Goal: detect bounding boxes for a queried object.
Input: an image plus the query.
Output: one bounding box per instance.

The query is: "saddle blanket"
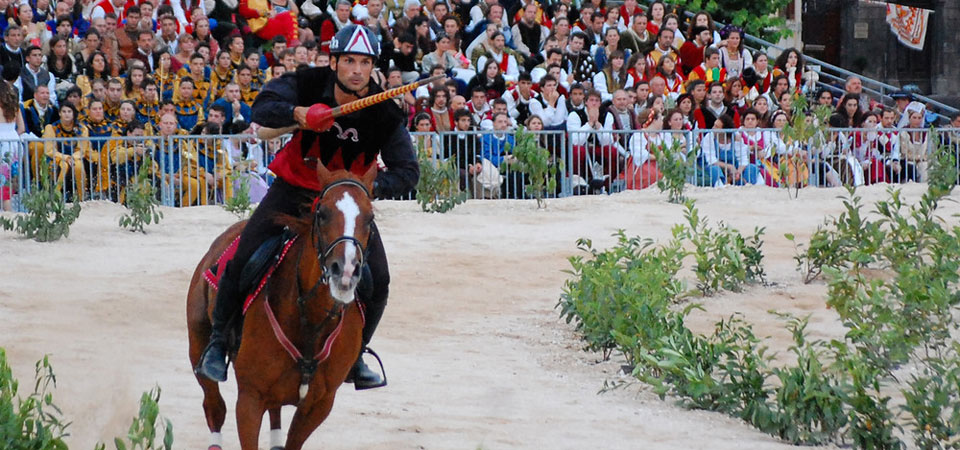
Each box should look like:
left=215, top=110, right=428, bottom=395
left=203, top=235, right=299, bottom=314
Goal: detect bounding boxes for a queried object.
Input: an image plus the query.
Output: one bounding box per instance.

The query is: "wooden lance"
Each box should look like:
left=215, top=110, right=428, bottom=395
left=256, top=74, right=445, bottom=140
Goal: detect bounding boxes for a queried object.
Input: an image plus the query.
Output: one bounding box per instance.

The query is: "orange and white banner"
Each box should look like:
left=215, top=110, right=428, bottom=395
left=885, top=3, right=932, bottom=51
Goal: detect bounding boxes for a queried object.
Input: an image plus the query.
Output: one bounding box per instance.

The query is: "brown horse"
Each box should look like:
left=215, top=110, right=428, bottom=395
left=187, top=163, right=378, bottom=449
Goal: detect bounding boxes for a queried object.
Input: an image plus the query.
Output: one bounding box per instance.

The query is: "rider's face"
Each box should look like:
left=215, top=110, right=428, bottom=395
left=331, top=54, right=375, bottom=93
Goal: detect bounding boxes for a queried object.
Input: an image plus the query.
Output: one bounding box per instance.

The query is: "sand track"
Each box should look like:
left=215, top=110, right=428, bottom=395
left=3, top=184, right=956, bottom=449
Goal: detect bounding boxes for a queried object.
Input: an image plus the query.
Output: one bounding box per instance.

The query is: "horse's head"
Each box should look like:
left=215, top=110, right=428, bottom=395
left=310, top=163, right=377, bottom=304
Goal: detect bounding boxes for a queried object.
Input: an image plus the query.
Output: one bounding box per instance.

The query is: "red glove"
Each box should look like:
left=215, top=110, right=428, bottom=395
left=306, top=103, right=335, bottom=132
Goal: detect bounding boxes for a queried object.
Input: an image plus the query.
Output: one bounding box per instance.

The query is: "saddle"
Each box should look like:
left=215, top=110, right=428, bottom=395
left=203, top=229, right=374, bottom=349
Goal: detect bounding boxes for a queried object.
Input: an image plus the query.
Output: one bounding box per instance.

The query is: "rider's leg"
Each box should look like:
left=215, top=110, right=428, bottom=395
left=349, top=222, right=390, bottom=390
left=197, top=179, right=316, bottom=382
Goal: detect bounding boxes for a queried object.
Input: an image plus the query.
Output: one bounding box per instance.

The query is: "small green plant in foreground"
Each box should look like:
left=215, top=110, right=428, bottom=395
left=0, top=348, right=70, bottom=449
left=508, top=126, right=559, bottom=209
left=0, top=159, right=81, bottom=242
left=222, top=173, right=252, bottom=219
left=680, top=201, right=765, bottom=296
left=415, top=146, right=467, bottom=213
left=119, top=160, right=163, bottom=233
left=95, top=386, right=173, bottom=450
left=651, top=139, right=695, bottom=204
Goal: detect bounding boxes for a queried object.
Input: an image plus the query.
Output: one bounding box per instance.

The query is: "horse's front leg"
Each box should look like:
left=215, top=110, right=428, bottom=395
left=283, top=393, right=338, bottom=450
left=268, top=407, right=283, bottom=450
left=235, top=389, right=266, bottom=450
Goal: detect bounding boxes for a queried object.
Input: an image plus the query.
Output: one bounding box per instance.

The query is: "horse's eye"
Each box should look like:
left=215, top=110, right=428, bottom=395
left=315, top=207, right=331, bottom=224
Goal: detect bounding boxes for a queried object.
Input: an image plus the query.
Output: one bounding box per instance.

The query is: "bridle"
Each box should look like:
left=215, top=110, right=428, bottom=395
left=280, top=177, right=373, bottom=402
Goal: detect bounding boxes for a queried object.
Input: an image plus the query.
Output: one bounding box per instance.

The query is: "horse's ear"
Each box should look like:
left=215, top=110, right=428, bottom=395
left=316, top=160, right=333, bottom=186
left=361, top=164, right=378, bottom=197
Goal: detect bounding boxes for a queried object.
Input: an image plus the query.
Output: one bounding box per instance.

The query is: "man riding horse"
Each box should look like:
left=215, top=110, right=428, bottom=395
left=196, top=24, right=419, bottom=389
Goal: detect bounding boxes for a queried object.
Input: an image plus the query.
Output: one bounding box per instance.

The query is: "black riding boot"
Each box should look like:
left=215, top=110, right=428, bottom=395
left=196, top=272, right=242, bottom=382
left=348, top=297, right=387, bottom=390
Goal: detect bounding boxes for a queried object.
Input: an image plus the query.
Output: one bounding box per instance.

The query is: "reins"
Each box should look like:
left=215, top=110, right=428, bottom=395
left=262, top=177, right=371, bottom=403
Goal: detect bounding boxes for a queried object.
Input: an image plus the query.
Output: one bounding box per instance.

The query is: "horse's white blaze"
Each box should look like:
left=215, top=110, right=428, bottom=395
left=332, top=191, right=360, bottom=303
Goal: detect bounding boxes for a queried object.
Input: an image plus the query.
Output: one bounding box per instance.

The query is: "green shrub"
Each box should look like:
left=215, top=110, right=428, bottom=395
left=95, top=387, right=173, bottom=450
left=0, top=349, right=70, bottom=449
left=415, top=147, right=467, bottom=213
left=222, top=173, right=252, bottom=219
left=651, top=139, right=695, bottom=204
left=508, top=126, right=559, bottom=209
left=681, top=201, right=765, bottom=296
left=0, top=159, right=80, bottom=242
left=119, top=159, right=163, bottom=233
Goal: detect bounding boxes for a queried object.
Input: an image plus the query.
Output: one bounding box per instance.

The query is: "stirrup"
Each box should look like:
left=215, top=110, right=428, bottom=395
left=352, top=347, right=388, bottom=391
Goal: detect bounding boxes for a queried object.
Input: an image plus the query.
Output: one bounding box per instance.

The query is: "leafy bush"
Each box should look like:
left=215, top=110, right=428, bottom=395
left=663, top=0, right=793, bottom=43
left=508, top=126, right=559, bottom=209
left=0, top=159, right=80, bottom=242
left=95, top=387, right=173, bottom=450
left=414, top=147, right=467, bottom=213
left=651, top=139, right=694, bottom=204
left=0, top=349, right=70, bottom=449
left=222, top=173, right=252, bottom=219
left=119, top=160, right=163, bottom=233
left=680, top=201, right=765, bottom=296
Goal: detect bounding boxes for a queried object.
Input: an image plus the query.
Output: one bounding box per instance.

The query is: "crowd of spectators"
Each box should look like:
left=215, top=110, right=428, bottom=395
left=0, top=0, right=958, bottom=208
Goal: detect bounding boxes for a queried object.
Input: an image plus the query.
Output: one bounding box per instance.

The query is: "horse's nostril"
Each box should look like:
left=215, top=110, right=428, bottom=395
left=329, top=261, right=342, bottom=277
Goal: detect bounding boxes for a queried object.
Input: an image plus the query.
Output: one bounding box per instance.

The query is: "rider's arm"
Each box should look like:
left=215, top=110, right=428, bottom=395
left=250, top=74, right=299, bottom=128
left=375, top=124, right=419, bottom=198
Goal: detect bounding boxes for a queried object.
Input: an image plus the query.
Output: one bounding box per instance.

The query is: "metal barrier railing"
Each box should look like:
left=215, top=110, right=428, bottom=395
left=2, top=127, right=958, bottom=212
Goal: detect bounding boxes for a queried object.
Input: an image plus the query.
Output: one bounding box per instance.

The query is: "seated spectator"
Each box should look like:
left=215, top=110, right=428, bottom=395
left=154, top=112, right=202, bottom=206
left=529, top=75, right=567, bottom=131
left=512, top=2, right=549, bottom=69
left=645, top=27, right=679, bottom=79
left=830, top=94, right=865, bottom=129
left=102, top=77, right=124, bottom=122
left=410, top=15, right=437, bottom=57
left=425, top=87, right=454, bottom=132
left=16, top=46, right=57, bottom=105
left=43, top=102, right=93, bottom=201
left=653, top=54, right=683, bottom=99
left=899, top=108, right=928, bottom=182
left=44, top=36, right=73, bottom=85
left=176, top=53, right=212, bottom=104
left=876, top=108, right=902, bottom=183
left=109, top=120, right=157, bottom=203
left=693, top=82, right=738, bottom=129
left=768, top=110, right=810, bottom=188
left=604, top=88, right=636, bottom=155
left=480, top=98, right=517, bottom=130
left=76, top=51, right=111, bottom=98
left=476, top=31, right=520, bottom=83
left=466, top=59, right=507, bottom=101
left=741, top=51, right=773, bottom=102
left=593, top=50, right=631, bottom=102
left=625, top=52, right=647, bottom=87
left=173, top=77, right=205, bottom=131
left=444, top=108, right=484, bottom=196
left=847, top=111, right=887, bottom=185
left=123, top=65, right=146, bottom=101
left=601, top=8, right=626, bottom=35
left=764, top=74, right=790, bottom=113
left=411, top=112, right=443, bottom=157
left=502, top=72, right=538, bottom=124
left=136, top=80, right=162, bottom=128
left=620, top=13, right=654, bottom=57
left=196, top=121, right=233, bottom=203
left=422, top=32, right=473, bottom=82
left=209, top=50, right=237, bottom=103
left=593, top=27, right=629, bottom=77
left=480, top=112, right=515, bottom=168
left=696, top=115, right=736, bottom=187
left=531, top=48, right=566, bottom=84
left=0, top=25, right=26, bottom=69
left=21, top=84, right=58, bottom=138
left=171, top=32, right=196, bottom=73
left=686, top=46, right=726, bottom=85
left=844, top=76, right=872, bottom=112
left=466, top=85, right=492, bottom=125
left=725, top=78, right=749, bottom=119
left=567, top=89, right=617, bottom=192
left=773, top=48, right=805, bottom=94
left=753, top=95, right=772, bottom=127
left=390, top=33, right=421, bottom=84
left=626, top=108, right=662, bottom=190
left=718, top=25, right=751, bottom=79
left=563, top=32, right=597, bottom=89
left=678, top=25, right=713, bottom=75
left=735, top=108, right=777, bottom=186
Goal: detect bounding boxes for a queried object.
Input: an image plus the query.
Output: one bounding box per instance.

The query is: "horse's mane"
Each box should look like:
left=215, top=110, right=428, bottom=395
left=273, top=210, right=313, bottom=237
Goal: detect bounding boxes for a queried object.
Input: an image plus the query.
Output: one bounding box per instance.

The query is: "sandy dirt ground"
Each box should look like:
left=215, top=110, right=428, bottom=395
left=3, top=184, right=958, bottom=450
